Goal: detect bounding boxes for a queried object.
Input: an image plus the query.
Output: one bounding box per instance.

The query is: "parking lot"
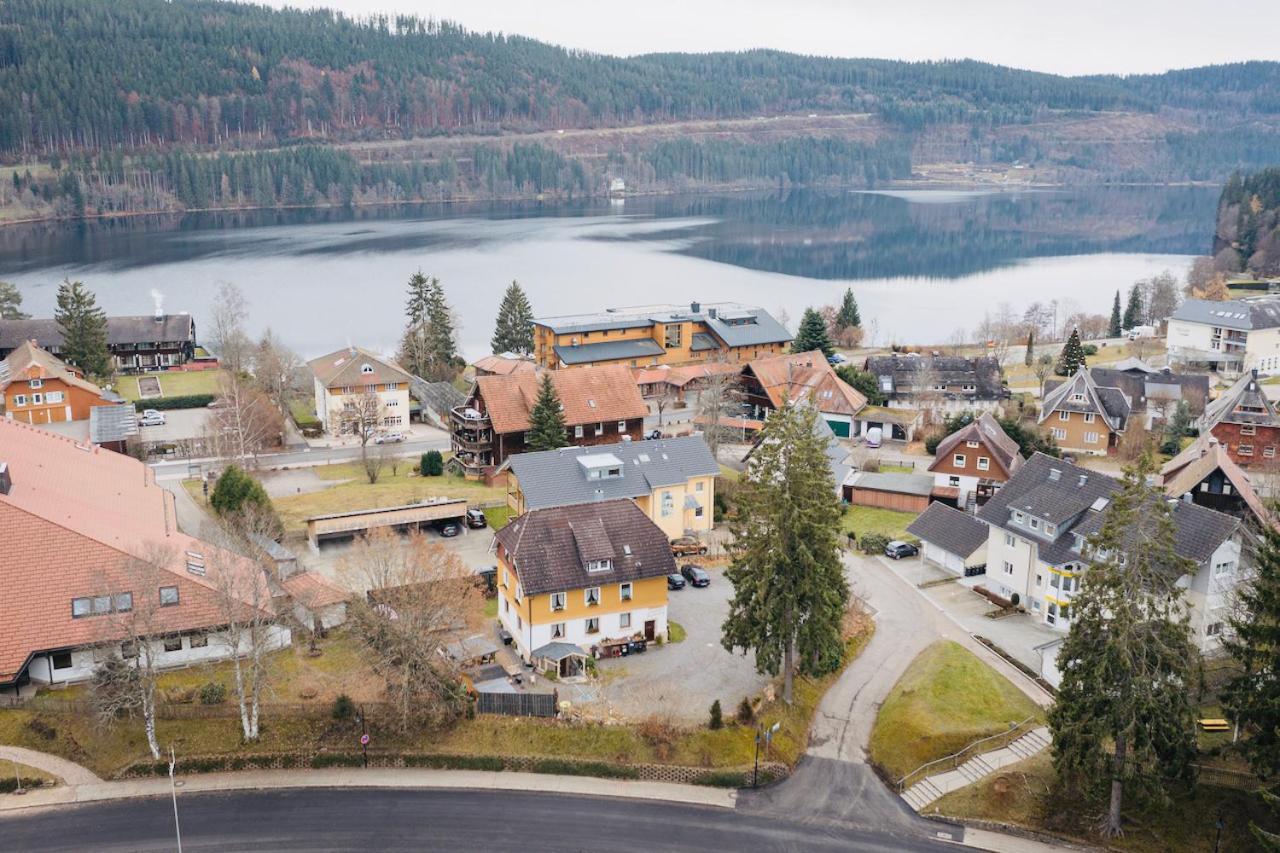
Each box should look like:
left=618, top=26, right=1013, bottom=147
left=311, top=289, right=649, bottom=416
left=303, top=521, right=497, bottom=595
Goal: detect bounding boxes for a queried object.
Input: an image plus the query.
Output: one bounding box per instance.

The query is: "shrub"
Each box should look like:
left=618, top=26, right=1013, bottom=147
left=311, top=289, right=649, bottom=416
left=530, top=759, right=639, bottom=779
left=859, top=533, right=890, bottom=555
left=709, top=699, right=723, bottom=730
left=198, top=682, right=227, bottom=705
left=209, top=465, right=276, bottom=527
left=143, top=394, right=216, bottom=411
left=1082, top=344, right=1099, bottom=356
left=737, top=698, right=754, bottom=725
left=692, top=769, right=749, bottom=788
left=311, top=753, right=364, bottom=768
left=420, top=450, right=444, bottom=477
left=331, top=694, right=355, bottom=720
left=0, top=777, right=48, bottom=793
left=403, top=754, right=505, bottom=771
left=25, top=717, right=57, bottom=741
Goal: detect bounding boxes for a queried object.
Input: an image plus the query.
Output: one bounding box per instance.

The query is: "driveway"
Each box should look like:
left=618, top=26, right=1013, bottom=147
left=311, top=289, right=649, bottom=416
left=564, top=565, right=771, bottom=724
left=302, top=522, right=497, bottom=595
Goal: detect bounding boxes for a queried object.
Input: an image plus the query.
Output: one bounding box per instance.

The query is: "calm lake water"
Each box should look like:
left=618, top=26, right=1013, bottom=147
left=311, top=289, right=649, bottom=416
left=0, top=187, right=1218, bottom=361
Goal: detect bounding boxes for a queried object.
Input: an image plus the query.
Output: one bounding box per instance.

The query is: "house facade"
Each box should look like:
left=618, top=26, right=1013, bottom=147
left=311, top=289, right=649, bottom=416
left=494, top=500, right=675, bottom=665
left=975, top=453, right=1240, bottom=651
left=1037, top=369, right=1129, bottom=456
left=740, top=350, right=867, bottom=438
left=308, top=346, right=413, bottom=435
left=928, top=412, right=1025, bottom=508
left=907, top=502, right=989, bottom=577
left=1161, top=434, right=1272, bottom=527
left=450, top=364, right=648, bottom=476
left=1166, top=297, right=1280, bottom=376
left=1199, top=369, right=1280, bottom=468
left=0, top=418, right=290, bottom=690
left=862, top=354, right=1008, bottom=416
left=2, top=341, right=115, bottom=423
left=506, top=436, right=718, bottom=539
left=531, top=302, right=791, bottom=370
left=0, top=312, right=198, bottom=372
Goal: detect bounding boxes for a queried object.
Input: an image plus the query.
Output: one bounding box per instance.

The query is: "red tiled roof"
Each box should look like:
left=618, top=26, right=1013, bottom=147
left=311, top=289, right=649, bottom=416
left=1, top=340, right=106, bottom=398
left=307, top=346, right=413, bottom=388
left=474, top=364, right=648, bottom=435
left=280, top=572, right=352, bottom=610
left=0, top=419, right=275, bottom=684
left=473, top=355, right=537, bottom=376
left=633, top=362, right=739, bottom=389
left=746, top=350, right=867, bottom=416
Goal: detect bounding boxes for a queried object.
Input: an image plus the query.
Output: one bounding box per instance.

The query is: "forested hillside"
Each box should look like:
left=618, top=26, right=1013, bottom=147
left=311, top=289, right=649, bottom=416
left=1215, top=169, right=1280, bottom=276
left=1, top=0, right=1279, bottom=222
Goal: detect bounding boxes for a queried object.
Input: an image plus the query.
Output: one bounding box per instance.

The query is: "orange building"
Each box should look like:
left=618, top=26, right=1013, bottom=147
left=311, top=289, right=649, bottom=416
left=1, top=341, right=114, bottom=424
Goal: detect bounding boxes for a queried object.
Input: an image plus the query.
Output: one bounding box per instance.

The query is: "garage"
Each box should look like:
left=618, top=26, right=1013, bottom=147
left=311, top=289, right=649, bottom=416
left=906, top=502, right=989, bottom=577
left=824, top=415, right=851, bottom=438
left=842, top=471, right=935, bottom=513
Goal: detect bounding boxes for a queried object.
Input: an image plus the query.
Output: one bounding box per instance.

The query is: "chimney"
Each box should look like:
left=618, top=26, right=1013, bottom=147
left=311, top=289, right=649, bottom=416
left=690, top=301, right=701, bottom=314
left=0, top=462, right=10, bottom=496
left=1049, top=468, right=1061, bottom=481
left=1078, top=474, right=1088, bottom=487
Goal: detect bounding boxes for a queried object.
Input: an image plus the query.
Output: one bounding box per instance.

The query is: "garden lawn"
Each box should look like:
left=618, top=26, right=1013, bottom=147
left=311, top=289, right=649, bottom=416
left=841, top=505, right=920, bottom=542
left=114, top=370, right=225, bottom=401
left=273, top=464, right=506, bottom=535
left=869, top=640, right=1043, bottom=781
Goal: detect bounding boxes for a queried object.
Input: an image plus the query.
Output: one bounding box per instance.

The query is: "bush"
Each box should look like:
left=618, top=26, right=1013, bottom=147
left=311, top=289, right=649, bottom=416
left=530, top=759, right=640, bottom=779
left=403, top=754, right=505, bottom=771
left=143, top=393, right=216, bottom=411
left=709, top=699, right=723, bottom=730
left=198, top=681, right=227, bottom=705
left=420, top=450, right=444, bottom=477
left=692, top=769, right=750, bottom=788
left=331, top=694, right=355, bottom=720
left=1081, top=344, right=1099, bottom=356
left=209, top=465, right=277, bottom=528
left=311, top=753, right=364, bottom=768
left=737, top=698, right=754, bottom=725
left=859, top=533, right=890, bottom=555
left=0, top=777, right=48, bottom=793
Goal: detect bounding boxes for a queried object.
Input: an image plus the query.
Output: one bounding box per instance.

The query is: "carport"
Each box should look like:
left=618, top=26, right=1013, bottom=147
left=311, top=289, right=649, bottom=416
left=906, top=502, right=989, bottom=577
left=305, top=497, right=468, bottom=550
left=531, top=642, right=588, bottom=679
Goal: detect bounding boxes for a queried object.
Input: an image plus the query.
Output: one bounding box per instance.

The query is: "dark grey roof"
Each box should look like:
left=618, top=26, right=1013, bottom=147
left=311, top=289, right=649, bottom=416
left=494, top=500, right=676, bottom=596
left=863, top=354, right=1006, bottom=401
left=0, top=315, right=196, bottom=350
left=690, top=333, right=719, bottom=352
left=1072, top=497, right=1237, bottom=565
left=846, top=471, right=935, bottom=497
left=1202, top=370, right=1280, bottom=429
left=554, top=338, right=664, bottom=366
left=1041, top=370, right=1129, bottom=431
left=533, top=303, right=791, bottom=348
left=88, top=403, right=138, bottom=444
left=531, top=641, right=587, bottom=661
left=1087, top=366, right=1209, bottom=417
left=1172, top=298, right=1280, bottom=331
left=702, top=310, right=792, bottom=348
left=931, top=412, right=1024, bottom=479
left=908, top=503, right=989, bottom=558
left=509, top=437, right=719, bottom=512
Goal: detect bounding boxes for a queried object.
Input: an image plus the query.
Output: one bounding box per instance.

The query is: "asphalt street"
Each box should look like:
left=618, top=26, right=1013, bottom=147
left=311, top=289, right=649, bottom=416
left=4, top=788, right=958, bottom=852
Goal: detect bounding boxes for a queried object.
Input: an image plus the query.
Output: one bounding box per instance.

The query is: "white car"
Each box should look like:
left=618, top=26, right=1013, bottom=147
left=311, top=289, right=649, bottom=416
left=138, top=410, right=166, bottom=427
left=373, top=431, right=407, bottom=444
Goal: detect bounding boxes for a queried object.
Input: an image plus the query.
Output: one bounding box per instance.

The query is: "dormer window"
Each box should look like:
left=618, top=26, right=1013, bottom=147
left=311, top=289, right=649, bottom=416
left=1071, top=393, right=1085, bottom=402
left=28, top=378, right=43, bottom=389
left=1013, top=510, right=1025, bottom=523
left=1029, top=517, right=1040, bottom=530
left=361, top=364, right=374, bottom=374
left=587, top=560, right=612, bottom=573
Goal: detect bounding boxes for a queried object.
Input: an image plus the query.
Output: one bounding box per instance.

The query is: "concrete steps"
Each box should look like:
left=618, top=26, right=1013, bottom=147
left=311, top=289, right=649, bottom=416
left=899, top=726, right=1051, bottom=812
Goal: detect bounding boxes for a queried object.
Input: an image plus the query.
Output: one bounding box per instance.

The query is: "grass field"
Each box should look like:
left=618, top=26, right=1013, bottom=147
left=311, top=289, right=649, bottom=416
left=114, top=369, right=225, bottom=401
left=841, top=505, right=920, bottom=542
left=868, top=640, right=1043, bottom=781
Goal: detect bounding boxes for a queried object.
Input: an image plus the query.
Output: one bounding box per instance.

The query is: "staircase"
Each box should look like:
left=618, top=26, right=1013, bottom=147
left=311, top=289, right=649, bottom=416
left=900, top=725, right=1051, bottom=812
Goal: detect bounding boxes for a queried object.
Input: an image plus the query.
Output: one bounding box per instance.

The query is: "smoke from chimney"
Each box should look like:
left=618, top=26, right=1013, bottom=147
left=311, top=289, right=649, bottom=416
left=150, top=289, right=164, bottom=322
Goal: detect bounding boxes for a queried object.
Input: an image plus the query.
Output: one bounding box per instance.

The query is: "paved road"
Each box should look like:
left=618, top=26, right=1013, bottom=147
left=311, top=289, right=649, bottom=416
left=149, top=435, right=451, bottom=479
left=3, top=788, right=956, bottom=852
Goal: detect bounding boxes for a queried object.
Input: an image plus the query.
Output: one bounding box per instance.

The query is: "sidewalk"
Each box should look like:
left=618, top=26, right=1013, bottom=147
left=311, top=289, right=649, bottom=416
left=0, top=767, right=737, bottom=814
left=0, top=745, right=102, bottom=786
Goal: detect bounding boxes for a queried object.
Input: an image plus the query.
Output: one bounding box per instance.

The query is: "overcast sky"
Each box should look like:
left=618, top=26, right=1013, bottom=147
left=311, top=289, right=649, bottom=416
left=257, top=0, right=1276, bottom=76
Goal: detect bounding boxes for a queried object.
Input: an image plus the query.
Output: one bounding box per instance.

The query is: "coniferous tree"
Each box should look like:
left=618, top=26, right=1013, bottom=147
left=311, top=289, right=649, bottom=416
left=722, top=402, right=849, bottom=703
left=399, top=271, right=433, bottom=377
left=1224, top=526, right=1280, bottom=786
left=836, top=288, right=861, bottom=329
left=1054, top=327, right=1087, bottom=376
left=525, top=374, right=568, bottom=451
left=1122, top=283, right=1144, bottom=331
left=1108, top=290, right=1123, bottom=338
left=0, top=281, right=29, bottom=320
left=423, top=277, right=458, bottom=380
left=1024, top=330, right=1034, bottom=367
left=54, top=279, right=110, bottom=377
left=1048, top=455, right=1197, bottom=838
left=490, top=280, right=535, bottom=355
left=792, top=307, right=834, bottom=358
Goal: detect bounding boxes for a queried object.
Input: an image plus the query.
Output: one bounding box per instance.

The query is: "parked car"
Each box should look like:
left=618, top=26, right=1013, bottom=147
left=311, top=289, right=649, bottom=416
left=645, top=429, right=663, bottom=440
left=680, top=564, right=711, bottom=587
left=865, top=426, right=883, bottom=448
left=436, top=520, right=461, bottom=537
left=465, top=508, right=488, bottom=529
left=884, top=540, right=919, bottom=560
left=667, top=573, right=687, bottom=590
left=828, top=353, right=846, bottom=365
left=374, top=431, right=407, bottom=444
left=138, top=410, right=166, bottom=427
left=670, top=536, right=709, bottom=557
left=498, top=627, right=513, bottom=646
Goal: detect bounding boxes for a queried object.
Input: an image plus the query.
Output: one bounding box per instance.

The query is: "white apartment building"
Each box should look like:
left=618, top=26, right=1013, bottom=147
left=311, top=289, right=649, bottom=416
left=1166, top=297, right=1280, bottom=377
left=307, top=346, right=413, bottom=435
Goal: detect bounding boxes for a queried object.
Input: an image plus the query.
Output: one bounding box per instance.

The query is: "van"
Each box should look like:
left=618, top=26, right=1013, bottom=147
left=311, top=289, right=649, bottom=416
left=866, top=426, right=882, bottom=448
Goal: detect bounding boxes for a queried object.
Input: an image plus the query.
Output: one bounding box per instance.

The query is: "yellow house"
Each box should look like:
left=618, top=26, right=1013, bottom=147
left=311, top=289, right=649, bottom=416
left=493, top=500, right=677, bottom=670
left=505, top=436, right=719, bottom=539
left=531, top=301, right=791, bottom=370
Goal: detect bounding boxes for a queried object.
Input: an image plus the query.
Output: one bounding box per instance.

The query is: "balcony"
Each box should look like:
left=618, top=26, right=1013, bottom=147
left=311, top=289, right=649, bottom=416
left=450, top=405, right=491, bottom=430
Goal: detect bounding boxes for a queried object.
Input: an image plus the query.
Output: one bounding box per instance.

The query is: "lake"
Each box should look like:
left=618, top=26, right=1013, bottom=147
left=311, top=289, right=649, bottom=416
left=0, top=186, right=1218, bottom=361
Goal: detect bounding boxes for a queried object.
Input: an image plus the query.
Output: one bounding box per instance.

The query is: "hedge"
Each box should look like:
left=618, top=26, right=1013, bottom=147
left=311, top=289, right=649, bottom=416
left=530, top=759, right=640, bottom=779
left=0, top=777, right=49, bottom=793
left=140, top=394, right=216, bottom=411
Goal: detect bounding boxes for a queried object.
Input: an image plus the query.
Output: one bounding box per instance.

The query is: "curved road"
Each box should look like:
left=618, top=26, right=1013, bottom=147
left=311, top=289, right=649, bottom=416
left=6, top=788, right=955, bottom=852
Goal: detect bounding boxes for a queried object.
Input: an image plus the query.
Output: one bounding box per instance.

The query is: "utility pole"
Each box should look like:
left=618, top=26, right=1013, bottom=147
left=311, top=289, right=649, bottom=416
left=168, top=746, right=183, bottom=853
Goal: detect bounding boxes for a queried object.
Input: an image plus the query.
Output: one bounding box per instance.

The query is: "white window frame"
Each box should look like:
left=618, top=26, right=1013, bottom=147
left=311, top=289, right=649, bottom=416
left=1083, top=412, right=1096, bottom=424
left=551, top=622, right=566, bottom=639
left=1084, top=431, right=1100, bottom=444
left=1004, top=533, right=1016, bottom=547
left=45, top=390, right=64, bottom=404
left=574, top=425, right=584, bottom=438
left=13, top=394, right=26, bottom=406
left=31, top=393, right=43, bottom=405
left=617, top=420, right=627, bottom=432
left=1002, top=560, right=1014, bottom=575
left=585, top=617, right=600, bottom=634
left=976, top=457, right=990, bottom=471
left=584, top=587, right=601, bottom=607
left=620, top=582, right=633, bottom=601
left=1058, top=411, right=1070, bottom=421
left=953, top=453, right=966, bottom=467
left=29, top=378, right=43, bottom=389
left=550, top=592, right=566, bottom=611
left=1052, top=428, right=1067, bottom=440
left=594, top=422, right=604, bottom=437
left=619, top=612, right=632, bottom=629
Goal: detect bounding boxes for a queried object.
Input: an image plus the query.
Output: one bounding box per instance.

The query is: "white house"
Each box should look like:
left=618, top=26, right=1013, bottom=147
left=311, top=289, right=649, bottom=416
left=308, top=346, right=413, bottom=435
left=1167, top=297, right=1280, bottom=377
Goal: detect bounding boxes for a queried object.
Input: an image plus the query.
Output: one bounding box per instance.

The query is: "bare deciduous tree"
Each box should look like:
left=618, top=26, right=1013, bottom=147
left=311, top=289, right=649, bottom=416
left=343, top=391, right=387, bottom=483
left=252, top=328, right=302, bottom=413
left=695, top=357, right=742, bottom=461
left=341, top=530, right=482, bottom=730
left=1033, top=353, right=1055, bottom=397
left=208, top=373, right=283, bottom=464
left=210, top=282, right=252, bottom=376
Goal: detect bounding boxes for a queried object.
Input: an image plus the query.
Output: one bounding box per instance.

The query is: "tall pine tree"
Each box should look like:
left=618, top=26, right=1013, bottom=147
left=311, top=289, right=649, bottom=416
left=399, top=271, right=434, bottom=378
left=792, top=307, right=834, bottom=358
left=1054, top=328, right=1087, bottom=377
left=0, top=280, right=29, bottom=320
left=525, top=374, right=568, bottom=451
left=1024, top=330, right=1034, bottom=367
left=1048, top=455, right=1197, bottom=838
left=836, top=288, right=861, bottom=328
left=722, top=402, right=849, bottom=703
left=1108, top=290, right=1123, bottom=338
left=1122, top=283, right=1144, bottom=331
left=54, top=279, right=110, bottom=377
left=491, top=280, right=535, bottom=356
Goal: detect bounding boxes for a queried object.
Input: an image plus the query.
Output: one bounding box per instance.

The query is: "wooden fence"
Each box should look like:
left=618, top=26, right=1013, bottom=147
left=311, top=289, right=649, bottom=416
left=7, top=693, right=556, bottom=719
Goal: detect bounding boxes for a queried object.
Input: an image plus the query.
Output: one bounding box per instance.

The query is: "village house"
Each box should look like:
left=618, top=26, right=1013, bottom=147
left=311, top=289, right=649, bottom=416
left=928, top=412, right=1025, bottom=509
left=1, top=340, right=117, bottom=423
left=0, top=418, right=292, bottom=691
left=965, top=453, right=1240, bottom=650
left=505, top=436, right=719, bottom=539
left=494, top=500, right=675, bottom=673
left=1166, top=297, right=1280, bottom=377
left=907, top=502, right=990, bottom=577
left=531, top=301, right=791, bottom=370
left=0, top=311, right=199, bottom=372
left=1198, top=369, right=1280, bottom=468
left=1043, top=360, right=1208, bottom=434
left=740, top=350, right=867, bottom=438
left=472, top=355, right=537, bottom=377
left=633, top=362, right=740, bottom=422
left=308, top=346, right=413, bottom=436
left=450, top=364, right=648, bottom=477
left=1161, top=434, right=1272, bottom=528
left=862, top=354, right=1008, bottom=416
left=1037, top=368, right=1130, bottom=456
left=842, top=470, right=936, bottom=512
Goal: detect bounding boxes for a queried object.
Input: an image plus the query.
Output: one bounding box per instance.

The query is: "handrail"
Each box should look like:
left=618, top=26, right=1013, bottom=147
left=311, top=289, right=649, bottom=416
left=896, top=715, right=1039, bottom=792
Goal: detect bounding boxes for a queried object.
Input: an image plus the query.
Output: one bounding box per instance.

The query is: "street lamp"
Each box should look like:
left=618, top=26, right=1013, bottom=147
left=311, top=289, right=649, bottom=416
left=168, top=746, right=183, bottom=853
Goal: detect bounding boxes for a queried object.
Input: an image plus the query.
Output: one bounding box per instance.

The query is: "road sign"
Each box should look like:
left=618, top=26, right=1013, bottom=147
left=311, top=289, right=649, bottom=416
left=360, top=734, right=370, bottom=746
